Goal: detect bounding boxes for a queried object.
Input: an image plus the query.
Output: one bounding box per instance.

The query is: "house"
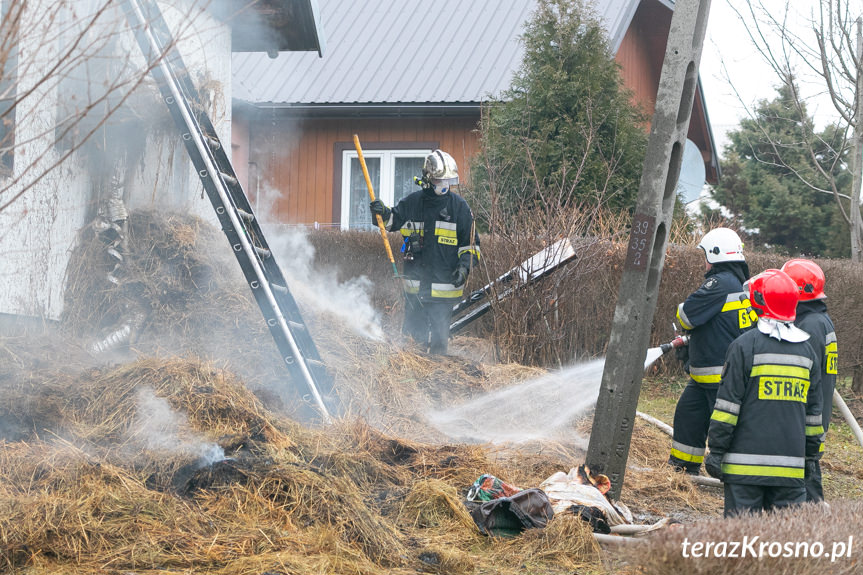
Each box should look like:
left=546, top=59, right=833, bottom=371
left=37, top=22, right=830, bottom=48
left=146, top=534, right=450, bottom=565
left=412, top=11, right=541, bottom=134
left=230, top=0, right=720, bottom=231
left=0, top=0, right=324, bottom=322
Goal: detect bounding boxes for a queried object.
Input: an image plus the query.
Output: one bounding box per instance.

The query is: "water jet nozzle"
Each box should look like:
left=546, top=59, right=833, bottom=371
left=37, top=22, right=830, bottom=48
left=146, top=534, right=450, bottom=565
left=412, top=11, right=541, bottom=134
left=660, top=335, right=689, bottom=354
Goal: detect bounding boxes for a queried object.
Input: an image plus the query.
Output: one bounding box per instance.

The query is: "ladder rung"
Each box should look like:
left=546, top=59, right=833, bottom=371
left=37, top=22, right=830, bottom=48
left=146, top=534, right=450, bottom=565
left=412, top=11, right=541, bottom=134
left=237, top=209, right=254, bottom=223
left=221, top=173, right=239, bottom=187
left=107, top=247, right=123, bottom=262
left=205, top=136, right=221, bottom=151
left=270, top=283, right=288, bottom=294
left=254, top=246, right=271, bottom=259
left=287, top=320, right=306, bottom=332
left=305, top=358, right=325, bottom=369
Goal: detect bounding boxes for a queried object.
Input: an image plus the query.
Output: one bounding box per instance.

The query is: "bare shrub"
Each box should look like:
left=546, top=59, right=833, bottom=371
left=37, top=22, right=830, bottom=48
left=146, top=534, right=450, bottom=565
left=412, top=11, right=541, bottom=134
left=322, top=231, right=863, bottom=376
left=621, top=501, right=863, bottom=574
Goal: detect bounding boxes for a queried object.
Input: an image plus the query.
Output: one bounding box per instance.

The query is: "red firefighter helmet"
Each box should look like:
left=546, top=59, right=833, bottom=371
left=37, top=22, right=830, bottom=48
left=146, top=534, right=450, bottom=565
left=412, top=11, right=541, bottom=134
left=748, top=269, right=798, bottom=322
left=781, top=258, right=826, bottom=301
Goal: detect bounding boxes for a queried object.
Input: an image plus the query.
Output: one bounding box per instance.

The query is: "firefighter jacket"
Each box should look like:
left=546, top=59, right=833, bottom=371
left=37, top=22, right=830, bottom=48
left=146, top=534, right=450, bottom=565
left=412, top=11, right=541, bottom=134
left=384, top=187, right=480, bottom=302
left=708, top=328, right=823, bottom=487
left=795, top=300, right=837, bottom=448
left=676, top=263, right=754, bottom=388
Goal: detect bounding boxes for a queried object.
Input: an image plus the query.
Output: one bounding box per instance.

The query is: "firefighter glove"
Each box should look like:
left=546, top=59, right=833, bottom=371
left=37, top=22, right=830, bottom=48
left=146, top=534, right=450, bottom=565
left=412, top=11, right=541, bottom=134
left=451, top=264, right=468, bottom=288
left=674, top=343, right=689, bottom=364
left=704, top=451, right=723, bottom=480
left=369, top=199, right=391, bottom=222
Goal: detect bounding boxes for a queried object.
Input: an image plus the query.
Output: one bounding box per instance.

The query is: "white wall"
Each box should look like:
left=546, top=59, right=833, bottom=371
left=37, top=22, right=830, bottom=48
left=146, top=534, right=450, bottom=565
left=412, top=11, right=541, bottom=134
left=0, top=0, right=232, bottom=320
left=127, top=0, right=232, bottom=221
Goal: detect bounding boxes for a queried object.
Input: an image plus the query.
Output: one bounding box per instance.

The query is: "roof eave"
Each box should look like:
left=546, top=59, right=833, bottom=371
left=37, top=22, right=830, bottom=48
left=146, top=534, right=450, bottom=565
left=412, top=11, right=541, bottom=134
left=697, top=78, right=721, bottom=181
left=230, top=0, right=326, bottom=57
left=241, top=101, right=482, bottom=118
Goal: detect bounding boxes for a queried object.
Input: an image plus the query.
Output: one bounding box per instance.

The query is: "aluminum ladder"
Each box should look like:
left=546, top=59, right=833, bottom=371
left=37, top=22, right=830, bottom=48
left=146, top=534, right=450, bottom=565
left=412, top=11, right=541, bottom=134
left=122, top=0, right=336, bottom=421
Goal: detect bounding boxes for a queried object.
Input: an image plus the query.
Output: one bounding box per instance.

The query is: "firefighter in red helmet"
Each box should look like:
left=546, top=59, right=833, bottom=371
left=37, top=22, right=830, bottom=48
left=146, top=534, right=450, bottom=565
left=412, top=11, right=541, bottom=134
left=781, top=258, right=836, bottom=502
left=706, top=269, right=823, bottom=516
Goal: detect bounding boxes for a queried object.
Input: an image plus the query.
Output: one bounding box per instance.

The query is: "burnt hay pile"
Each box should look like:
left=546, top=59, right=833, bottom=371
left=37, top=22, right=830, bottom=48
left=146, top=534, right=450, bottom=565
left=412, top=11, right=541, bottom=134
left=58, top=209, right=547, bottom=427
left=0, top=210, right=616, bottom=573
left=62, top=210, right=259, bottom=356
left=0, top=355, right=606, bottom=575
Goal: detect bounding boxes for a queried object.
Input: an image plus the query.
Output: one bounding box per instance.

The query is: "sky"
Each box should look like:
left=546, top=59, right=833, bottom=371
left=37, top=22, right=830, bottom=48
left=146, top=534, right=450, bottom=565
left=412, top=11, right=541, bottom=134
left=699, top=0, right=846, bottom=158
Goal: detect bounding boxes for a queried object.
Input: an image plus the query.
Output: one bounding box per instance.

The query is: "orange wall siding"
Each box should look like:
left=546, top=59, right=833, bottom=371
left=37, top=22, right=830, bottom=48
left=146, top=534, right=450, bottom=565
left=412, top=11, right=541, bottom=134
left=248, top=115, right=480, bottom=225
left=231, top=112, right=250, bottom=197
left=615, top=17, right=661, bottom=120
left=615, top=0, right=717, bottom=182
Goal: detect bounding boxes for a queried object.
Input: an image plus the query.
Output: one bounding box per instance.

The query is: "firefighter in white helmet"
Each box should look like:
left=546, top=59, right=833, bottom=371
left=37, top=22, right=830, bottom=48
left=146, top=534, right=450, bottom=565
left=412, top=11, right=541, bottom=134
left=668, top=228, right=756, bottom=474
left=370, top=150, right=480, bottom=354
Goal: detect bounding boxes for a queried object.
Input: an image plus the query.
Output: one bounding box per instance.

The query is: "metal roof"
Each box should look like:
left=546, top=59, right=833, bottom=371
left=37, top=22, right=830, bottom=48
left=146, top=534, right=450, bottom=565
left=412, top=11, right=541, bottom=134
left=232, top=0, right=645, bottom=106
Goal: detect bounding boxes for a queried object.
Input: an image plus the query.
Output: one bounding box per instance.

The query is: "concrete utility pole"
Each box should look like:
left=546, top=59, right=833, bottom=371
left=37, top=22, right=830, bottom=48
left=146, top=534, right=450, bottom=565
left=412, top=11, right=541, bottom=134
left=586, top=0, right=712, bottom=500
left=851, top=17, right=863, bottom=263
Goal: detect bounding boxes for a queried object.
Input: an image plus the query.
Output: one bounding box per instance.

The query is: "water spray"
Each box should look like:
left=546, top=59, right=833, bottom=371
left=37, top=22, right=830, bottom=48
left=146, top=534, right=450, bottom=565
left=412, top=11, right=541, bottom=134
left=643, top=335, right=689, bottom=370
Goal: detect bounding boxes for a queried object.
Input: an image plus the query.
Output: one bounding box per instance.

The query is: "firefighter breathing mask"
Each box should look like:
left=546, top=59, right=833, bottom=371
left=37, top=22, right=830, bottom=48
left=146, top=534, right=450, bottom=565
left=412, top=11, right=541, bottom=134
left=422, top=150, right=459, bottom=195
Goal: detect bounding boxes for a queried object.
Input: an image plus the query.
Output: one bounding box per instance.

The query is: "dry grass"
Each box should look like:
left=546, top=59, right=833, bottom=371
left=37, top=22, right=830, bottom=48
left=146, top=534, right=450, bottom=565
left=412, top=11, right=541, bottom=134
left=0, top=346, right=607, bottom=574
left=2, top=210, right=861, bottom=574
left=399, top=478, right=478, bottom=530
left=620, top=501, right=863, bottom=575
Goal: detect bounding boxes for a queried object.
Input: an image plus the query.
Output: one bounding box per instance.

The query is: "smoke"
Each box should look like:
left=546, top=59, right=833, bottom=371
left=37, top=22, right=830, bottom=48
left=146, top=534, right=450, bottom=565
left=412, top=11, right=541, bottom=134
left=265, top=226, right=384, bottom=342
left=129, top=387, right=225, bottom=466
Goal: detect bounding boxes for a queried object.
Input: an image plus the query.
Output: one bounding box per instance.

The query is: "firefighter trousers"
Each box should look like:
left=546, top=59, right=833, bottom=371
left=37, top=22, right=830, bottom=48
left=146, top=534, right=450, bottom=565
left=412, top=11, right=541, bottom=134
left=805, top=458, right=824, bottom=502
left=668, top=380, right=718, bottom=474
left=724, top=482, right=806, bottom=517
left=403, top=295, right=453, bottom=355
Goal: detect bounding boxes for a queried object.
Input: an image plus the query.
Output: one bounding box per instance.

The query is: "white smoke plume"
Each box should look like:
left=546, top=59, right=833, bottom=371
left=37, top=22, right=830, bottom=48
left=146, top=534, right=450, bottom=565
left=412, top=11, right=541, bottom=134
left=265, top=226, right=385, bottom=342
left=129, top=387, right=225, bottom=466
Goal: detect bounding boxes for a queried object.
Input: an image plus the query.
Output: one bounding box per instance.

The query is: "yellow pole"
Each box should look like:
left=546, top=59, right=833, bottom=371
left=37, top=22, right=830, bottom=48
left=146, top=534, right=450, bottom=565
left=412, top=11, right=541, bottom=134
left=353, top=134, right=399, bottom=277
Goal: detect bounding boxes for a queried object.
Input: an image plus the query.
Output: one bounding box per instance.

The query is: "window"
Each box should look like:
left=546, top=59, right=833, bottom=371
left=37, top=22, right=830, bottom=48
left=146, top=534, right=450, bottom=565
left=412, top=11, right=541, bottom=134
left=340, top=149, right=429, bottom=230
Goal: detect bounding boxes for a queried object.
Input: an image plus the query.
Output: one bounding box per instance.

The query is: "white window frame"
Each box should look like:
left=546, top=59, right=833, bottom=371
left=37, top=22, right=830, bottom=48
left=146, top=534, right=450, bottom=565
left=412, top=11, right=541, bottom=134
left=340, top=149, right=430, bottom=230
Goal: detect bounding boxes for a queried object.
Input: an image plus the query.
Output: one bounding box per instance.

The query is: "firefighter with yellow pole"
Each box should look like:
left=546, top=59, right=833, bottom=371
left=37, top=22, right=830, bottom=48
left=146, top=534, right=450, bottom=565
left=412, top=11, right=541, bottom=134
left=359, top=141, right=480, bottom=355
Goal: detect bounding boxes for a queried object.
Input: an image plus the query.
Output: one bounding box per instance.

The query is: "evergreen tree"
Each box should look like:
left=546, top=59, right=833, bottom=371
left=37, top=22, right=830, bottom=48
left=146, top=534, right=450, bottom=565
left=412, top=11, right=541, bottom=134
left=714, top=83, right=850, bottom=257
left=469, top=0, right=647, bottom=231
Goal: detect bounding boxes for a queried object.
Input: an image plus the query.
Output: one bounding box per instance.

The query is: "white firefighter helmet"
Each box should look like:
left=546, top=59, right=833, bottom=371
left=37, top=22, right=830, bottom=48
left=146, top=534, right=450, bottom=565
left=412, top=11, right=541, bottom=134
left=698, top=227, right=745, bottom=264
left=423, top=149, right=459, bottom=194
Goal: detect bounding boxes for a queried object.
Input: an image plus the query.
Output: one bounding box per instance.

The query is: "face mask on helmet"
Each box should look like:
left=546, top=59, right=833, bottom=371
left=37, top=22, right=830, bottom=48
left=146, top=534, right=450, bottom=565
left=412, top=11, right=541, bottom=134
left=698, top=227, right=745, bottom=264
left=748, top=269, right=798, bottom=322
left=430, top=177, right=459, bottom=195
left=780, top=258, right=826, bottom=301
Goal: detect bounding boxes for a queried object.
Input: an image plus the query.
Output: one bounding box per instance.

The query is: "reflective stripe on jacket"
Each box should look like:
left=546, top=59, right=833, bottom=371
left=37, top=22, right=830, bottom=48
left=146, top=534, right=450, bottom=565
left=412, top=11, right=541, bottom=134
left=795, top=300, right=837, bottom=437
left=387, top=188, right=480, bottom=302
left=676, top=267, right=755, bottom=387
left=708, top=329, right=823, bottom=487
